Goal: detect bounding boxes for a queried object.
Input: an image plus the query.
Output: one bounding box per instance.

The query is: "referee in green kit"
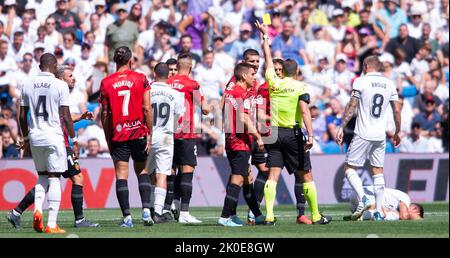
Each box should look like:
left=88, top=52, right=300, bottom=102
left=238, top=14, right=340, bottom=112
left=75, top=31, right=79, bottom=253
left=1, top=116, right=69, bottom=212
left=255, top=20, right=331, bottom=225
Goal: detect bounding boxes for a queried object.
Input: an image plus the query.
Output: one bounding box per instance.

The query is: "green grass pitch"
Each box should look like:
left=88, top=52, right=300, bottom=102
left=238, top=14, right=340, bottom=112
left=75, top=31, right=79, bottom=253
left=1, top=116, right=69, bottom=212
left=0, top=202, right=448, bottom=238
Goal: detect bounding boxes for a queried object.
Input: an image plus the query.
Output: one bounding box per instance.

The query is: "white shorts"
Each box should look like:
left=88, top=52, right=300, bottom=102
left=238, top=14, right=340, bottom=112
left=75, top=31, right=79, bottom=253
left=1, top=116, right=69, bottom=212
left=146, top=134, right=174, bottom=176
left=345, top=134, right=385, bottom=168
left=30, top=142, right=68, bottom=173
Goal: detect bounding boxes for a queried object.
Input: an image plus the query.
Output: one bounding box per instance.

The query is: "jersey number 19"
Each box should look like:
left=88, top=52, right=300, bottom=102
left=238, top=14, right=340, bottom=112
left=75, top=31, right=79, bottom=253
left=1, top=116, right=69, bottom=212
left=152, top=102, right=171, bottom=126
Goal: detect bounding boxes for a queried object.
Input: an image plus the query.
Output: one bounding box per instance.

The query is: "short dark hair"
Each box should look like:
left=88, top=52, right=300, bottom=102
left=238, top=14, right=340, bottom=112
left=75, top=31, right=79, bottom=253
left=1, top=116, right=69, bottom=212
left=243, top=48, right=259, bottom=60
left=13, top=31, right=24, bottom=38
left=154, top=62, right=169, bottom=79
left=411, top=203, right=424, bottom=218
left=411, top=122, right=421, bottom=130
left=282, top=59, right=297, bottom=77
left=39, top=53, right=57, bottom=70
left=180, top=34, right=192, bottom=41
left=166, top=58, right=177, bottom=66
left=113, top=46, right=132, bottom=66
left=234, top=62, right=254, bottom=81
left=273, top=58, right=284, bottom=65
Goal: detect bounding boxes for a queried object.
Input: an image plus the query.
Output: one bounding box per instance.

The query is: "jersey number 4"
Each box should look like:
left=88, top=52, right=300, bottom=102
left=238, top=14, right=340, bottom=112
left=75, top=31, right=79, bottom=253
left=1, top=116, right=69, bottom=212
left=152, top=102, right=171, bottom=126
left=371, top=94, right=384, bottom=118
left=35, top=95, right=49, bottom=121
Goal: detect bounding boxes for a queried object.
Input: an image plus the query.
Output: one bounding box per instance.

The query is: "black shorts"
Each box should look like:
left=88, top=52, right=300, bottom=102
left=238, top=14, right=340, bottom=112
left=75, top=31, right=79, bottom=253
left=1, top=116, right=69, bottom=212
left=62, top=147, right=81, bottom=178
left=266, top=127, right=311, bottom=174
left=173, top=139, right=197, bottom=166
left=110, top=137, right=148, bottom=162
left=251, top=140, right=267, bottom=165
left=226, top=151, right=251, bottom=176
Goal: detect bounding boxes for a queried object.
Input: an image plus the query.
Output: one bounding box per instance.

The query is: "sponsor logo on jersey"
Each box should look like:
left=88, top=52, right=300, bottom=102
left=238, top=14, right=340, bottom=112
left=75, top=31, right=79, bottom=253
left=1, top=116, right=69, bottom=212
left=115, top=120, right=142, bottom=132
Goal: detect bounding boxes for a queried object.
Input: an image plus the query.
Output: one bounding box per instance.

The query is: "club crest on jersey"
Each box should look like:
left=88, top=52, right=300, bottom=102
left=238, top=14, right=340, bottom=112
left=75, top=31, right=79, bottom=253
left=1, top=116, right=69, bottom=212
left=116, top=124, right=123, bottom=132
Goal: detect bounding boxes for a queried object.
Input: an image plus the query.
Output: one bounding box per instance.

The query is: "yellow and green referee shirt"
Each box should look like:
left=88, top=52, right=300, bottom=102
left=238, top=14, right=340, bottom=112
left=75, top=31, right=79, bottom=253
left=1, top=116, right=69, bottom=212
left=265, top=68, right=310, bottom=128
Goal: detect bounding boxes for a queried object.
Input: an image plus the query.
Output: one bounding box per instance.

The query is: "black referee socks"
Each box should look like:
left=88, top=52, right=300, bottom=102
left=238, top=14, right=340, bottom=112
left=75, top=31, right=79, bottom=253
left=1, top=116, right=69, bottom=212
left=116, top=179, right=130, bottom=217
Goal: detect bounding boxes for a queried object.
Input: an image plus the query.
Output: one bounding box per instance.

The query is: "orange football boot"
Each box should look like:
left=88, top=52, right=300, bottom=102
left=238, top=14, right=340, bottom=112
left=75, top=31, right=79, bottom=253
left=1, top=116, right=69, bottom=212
left=296, top=215, right=313, bottom=225
left=33, top=210, right=44, bottom=233
left=44, top=225, right=66, bottom=234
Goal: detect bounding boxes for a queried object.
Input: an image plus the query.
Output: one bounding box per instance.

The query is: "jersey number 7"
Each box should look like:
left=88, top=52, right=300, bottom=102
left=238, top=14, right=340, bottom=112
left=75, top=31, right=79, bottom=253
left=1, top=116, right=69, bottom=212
left=118, top=90, right=130, bottom=116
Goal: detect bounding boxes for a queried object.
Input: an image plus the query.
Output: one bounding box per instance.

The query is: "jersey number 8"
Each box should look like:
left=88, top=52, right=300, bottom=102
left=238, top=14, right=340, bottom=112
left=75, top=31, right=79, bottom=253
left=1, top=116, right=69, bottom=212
left=371, top=94, right=384, bottom=118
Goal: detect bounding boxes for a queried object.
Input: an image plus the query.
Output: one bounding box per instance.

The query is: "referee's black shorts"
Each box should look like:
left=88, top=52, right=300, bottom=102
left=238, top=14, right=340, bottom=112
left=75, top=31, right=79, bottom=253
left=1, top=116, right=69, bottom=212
left=265, top=127, right=311, bottom=174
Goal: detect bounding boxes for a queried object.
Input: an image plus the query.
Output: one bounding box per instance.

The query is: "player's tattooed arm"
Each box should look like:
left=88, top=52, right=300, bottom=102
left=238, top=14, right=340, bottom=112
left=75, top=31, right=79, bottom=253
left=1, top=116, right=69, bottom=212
left=19, top=106, right=29, bottom=140
left=336, top=90, right=359, bottom=146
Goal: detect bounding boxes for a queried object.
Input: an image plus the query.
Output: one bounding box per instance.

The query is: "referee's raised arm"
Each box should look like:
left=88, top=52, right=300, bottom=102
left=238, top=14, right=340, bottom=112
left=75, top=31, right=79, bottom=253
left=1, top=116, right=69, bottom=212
left=255, top=21, right=273, bottom=71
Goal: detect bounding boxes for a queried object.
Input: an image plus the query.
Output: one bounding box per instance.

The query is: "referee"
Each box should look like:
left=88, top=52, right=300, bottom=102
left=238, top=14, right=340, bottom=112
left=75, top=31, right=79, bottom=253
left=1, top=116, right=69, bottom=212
left=255, top=21, right=331, bottom=225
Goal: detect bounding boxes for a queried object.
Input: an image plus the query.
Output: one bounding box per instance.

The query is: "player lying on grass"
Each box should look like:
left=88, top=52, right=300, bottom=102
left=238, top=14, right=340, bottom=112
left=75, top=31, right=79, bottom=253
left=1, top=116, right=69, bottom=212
left=345, top=186, right=424, bottom=221
left=7, top=65, right=98, bottom=229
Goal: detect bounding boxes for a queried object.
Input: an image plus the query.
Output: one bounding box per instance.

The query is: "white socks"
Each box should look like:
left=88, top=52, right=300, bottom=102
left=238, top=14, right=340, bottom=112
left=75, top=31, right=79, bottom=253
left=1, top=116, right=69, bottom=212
left=373, top=174, right=385, bottom=213
left=154, top=187, right=167, bottom=216
left=345, top=168, right=365, bottom=202
left=47, top=177, right=61, bottom=228
left=34, top=175, right=48, bottom=213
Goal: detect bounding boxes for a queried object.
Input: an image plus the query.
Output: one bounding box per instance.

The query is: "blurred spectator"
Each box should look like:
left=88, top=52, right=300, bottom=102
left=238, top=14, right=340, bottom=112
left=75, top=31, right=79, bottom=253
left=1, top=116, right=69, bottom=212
left=336, top=27, right=360, bottom=71
left=75, top=43, right=96, bottom=82
left=33, top=0, right=57, bottom=24
left=50, top=0, right=85, bottom=39
left=178, top=34, right=201, bottom=66
left=151, top=32, right=176, bottom=62
left=129, top=3, right=147, bottom=32
left=0, top=106, right=17, bottom=139
left=267, top=10, right=282, bottom=42
left=86, top=57, right=108, bottom=102
left=332, top=53, right=355, bottom=106
left=227, top=22, right=260, bottom=61
left=296, top=7, right=314, bottom=43
left=413, top=96, right=442, bottom=137
left=85, top=0, right=114, bottom=35
left=0, top=0, right=21, bottom=38
left=44, top=16, right=63, bottom=50
left=342, top=2, right=361, bottom=28
left=407, top=3, right=426, bottom=39
left=380, top=52, right=402, bottom=91
left=212, top=36, right=235, bottom=79
left=0, top=39, right=17, bottom=107
left=61, top=31, right=81, bottom=62
left=421, top=23, right=441, bottom=56
left=356, top=9, right=389, bottom=49
left=410, top=42, right=432, bottom=84
left=386, top=95, right=414, bottom=136
left=80, top=138, right=110, bottom=158
left=327, top=9, right=346, bottom=44
left=272, top=19, right=309, bottom=65
left=104, top=3, right=139, bottom=69
left=441, top=99, right=449, bottom=152
left=9, top=31, right=29, bottom=63
left=194, top=50, right=224, bottom=101
left=220, top=19, right=238, bottom=53
left=226, top=0, right=245, bottom=36
left=310, top=105, right=329, bottom=144
left=325, top=98, right=343, bottom=142
left=146, top=0, right=174, bottom=27
left=429, top=0, right=449, bottom=36
left=78, top=116, right=109, bottom=153
left=413, top=80, right=443, bottom=114
left=0, top=128, right=18, bottom=159
left=87, top=13, right=106, bottom=56
left=0, top=21, right=9, bottom=42
left=378, top=0, right=407, bottom=38
left=385, top=24, right=421, bottom=63
left=305, top=55, right=333, bottom=103
left=306, top=25, right=335, bottom=66
left=356, top=28, right=380, bottom=74
left=399, top=122, right=434, bottom=153
left=392, top=47, right=419, bottom=89
left=8, top=53, right=37, bottom=106
left=16, top=11, right=37, bottom=50
left=307, top=0, right=329, bottom=27
left=178, top=12, right=211, bottom=56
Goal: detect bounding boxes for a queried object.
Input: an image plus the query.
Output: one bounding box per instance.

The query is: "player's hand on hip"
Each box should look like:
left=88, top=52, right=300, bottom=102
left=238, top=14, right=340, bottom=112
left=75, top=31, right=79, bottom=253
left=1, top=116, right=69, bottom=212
left=304, top=136, right=313, bottom=152
left=72, top=141, right=80, bottom=159
left=393, top=131, right=402, bottom=148
left=335, top=127, right=344, bottom=146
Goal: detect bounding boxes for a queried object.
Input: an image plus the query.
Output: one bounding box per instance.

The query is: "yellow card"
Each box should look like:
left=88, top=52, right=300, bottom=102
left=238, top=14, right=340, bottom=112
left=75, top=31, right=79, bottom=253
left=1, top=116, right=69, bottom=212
left=262, top=13, right=272, bottom=25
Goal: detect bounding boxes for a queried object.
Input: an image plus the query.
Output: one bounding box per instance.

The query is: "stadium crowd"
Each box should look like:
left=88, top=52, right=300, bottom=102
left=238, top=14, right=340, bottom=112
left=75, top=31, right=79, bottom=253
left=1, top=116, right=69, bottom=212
left=0, top=0, right=448, bottom=159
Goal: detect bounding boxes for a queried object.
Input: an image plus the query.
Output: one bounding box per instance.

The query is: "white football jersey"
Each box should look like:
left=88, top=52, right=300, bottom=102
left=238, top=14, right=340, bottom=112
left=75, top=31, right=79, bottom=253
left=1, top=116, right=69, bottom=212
left=363, top=186, right=411, bottom=211
left=352, top=72, right=399, bottom=141
left=20, top=72, right=70, bottom=146
left=150, top=82, right=184, bottom=136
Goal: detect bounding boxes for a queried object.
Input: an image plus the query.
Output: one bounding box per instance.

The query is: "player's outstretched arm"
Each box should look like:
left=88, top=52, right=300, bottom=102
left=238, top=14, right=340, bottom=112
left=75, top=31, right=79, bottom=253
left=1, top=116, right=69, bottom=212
left=336, top=90, right=360, bottom=146
left=72, top=111, right=94, bottom=123
left=255, top=20, right=273, bottom=70
left=390, top=100, right=402, bottom=147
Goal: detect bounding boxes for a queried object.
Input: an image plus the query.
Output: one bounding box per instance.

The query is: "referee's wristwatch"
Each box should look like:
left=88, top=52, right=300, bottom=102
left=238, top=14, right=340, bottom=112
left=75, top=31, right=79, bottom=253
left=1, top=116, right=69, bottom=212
left=262, top=34, right=269, bottom=41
